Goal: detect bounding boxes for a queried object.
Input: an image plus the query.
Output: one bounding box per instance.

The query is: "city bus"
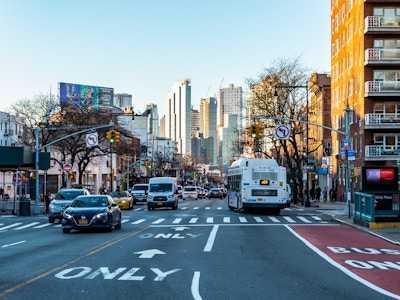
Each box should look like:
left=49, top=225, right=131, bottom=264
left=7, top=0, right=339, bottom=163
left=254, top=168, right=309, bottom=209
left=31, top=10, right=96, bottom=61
left=226, top=158, right=287, bottom=215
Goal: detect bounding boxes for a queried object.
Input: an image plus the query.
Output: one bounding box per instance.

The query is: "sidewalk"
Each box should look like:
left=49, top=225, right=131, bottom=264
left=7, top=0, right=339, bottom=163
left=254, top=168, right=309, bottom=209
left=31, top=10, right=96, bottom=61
left=295, top=200, right=400, bottom=245
left=0, top=199, right=45, bottom=216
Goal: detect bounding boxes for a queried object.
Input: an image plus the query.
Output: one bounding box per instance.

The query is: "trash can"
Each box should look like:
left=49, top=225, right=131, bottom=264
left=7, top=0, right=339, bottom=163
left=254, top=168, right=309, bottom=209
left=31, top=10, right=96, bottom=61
left=19, top=197, right=30, bottom=216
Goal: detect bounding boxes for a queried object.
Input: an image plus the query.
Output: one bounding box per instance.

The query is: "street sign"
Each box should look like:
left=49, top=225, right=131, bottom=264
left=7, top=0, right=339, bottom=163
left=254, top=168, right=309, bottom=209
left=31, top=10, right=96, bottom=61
left=13, top=173, right=22, bottom=184
left=63, top=163, right=72, bottom=173
left=86, top=132, right=98, bottom=147
left=341, top=140, right=351, bottom=150
left=273, top=124, right=291, bottom=140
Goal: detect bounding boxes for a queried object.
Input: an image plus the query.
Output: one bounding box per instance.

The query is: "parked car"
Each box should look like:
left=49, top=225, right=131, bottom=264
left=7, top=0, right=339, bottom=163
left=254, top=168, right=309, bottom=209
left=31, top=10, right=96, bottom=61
left=61, top=195, right=122, bottom=233
left=177, top=185, right=183, bottom=198
left=182, top=186, right=199, bottom=200
left=131, top=184, right=149, bottom=203
left=208, top=188, right=223, bottom=199
left=109, top=191, right=134, bottom=210
left=48, top=188, right=91, bottom=223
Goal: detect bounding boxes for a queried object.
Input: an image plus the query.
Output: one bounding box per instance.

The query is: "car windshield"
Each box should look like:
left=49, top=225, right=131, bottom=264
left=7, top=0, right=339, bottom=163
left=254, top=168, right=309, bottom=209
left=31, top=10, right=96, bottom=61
left=211, top=189, right=220, bottom=192
left=55, top=190, right=85, bottom=200
left=184, top=187, right=196, bottom=192
left=110, top=192, right=128, bottom=197
left=71, top=197, right=109, bottom=208
left=133, top=185, right=148, bottom=191
left=149, top=183, right=172, bottom=192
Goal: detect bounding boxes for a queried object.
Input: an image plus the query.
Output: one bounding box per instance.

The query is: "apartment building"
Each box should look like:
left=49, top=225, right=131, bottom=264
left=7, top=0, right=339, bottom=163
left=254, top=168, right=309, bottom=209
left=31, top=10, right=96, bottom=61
left=331, top=0, right=400, bottom=197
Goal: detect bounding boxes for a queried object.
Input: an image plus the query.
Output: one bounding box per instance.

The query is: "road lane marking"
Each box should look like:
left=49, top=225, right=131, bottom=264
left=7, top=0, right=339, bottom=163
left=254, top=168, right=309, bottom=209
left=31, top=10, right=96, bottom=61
left=239, top=217, right=247, bottom=223
left=172, top=218, right=182, bottom=224
left=1, top=240, right=26, bottom=248
left=223, top=217, right=230, bottom=223
left=189, top=218, right=198, bottom=224
left=206, top=217, right=213, bottom=223
left=34, top=223, right=52, bottom=228
left=254, top=217, right=264, bottom=223
left=191, top=271, right=203, bottom=300
left=204, top=225, right=219, bottom=252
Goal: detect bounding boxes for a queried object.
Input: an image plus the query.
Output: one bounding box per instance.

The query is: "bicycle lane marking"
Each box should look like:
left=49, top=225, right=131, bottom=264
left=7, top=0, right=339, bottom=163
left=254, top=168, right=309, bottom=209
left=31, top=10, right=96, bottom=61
left=286, top=224, right=400, bottom=299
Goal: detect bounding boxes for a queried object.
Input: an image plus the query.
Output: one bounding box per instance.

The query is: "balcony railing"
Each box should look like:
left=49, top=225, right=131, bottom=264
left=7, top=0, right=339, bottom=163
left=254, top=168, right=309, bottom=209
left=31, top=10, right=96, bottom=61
left=365, top=16, right=400, bottom=33
left=365, top=113, right=400, bottom=128
left=365, top=81, right=400, bottom=96
left=365, top=48, right=400, bottom=65
left=365, top=145, right=400, bottom=161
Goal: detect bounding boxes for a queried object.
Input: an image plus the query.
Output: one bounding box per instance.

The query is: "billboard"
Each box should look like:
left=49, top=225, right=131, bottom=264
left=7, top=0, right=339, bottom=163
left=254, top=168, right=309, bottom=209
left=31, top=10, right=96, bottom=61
left=361, top=167, right=399, bottom=192
left=58, top=82, right=114, bottom=109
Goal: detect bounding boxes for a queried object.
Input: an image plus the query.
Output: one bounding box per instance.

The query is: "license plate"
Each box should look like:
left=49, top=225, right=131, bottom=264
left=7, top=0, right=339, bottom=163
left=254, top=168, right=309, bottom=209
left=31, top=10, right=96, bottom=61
left=79, top=219, right=88, bottom=225
left=257, top=198, right=263, bottom=202
left=60, top=211, right=64, bottom=215
left=157, top=202, right=162, bottom=206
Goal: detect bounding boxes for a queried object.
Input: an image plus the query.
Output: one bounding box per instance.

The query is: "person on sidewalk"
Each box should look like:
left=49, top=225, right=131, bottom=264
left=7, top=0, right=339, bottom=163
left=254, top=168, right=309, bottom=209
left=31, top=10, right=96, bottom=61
left=45, top=191, right=51, bottom=214
left=323, top=187, right=328, bottom=203
left=315, top=186, right=321, bottom=203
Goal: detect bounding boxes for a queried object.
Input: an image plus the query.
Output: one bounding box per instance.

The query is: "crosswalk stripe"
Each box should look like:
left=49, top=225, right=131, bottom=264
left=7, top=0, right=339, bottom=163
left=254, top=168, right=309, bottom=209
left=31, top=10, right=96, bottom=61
left=193, top=207, right=199, bottom=210
left=131, top=219, right=146, bottom=224
left=34, top=223, right=52, bottom=228
left=189, top=218, right=198, bottom=224
left=172, top=218, right=182, bottom=224
left=217, top=207, right=222, bottom=210
left=297, top=216, right=312, bottom=223
left=312, top=216, right=322, bottom=221
left=283, top=216, right=296, bottom=223
left=133, top=208, right=142, bottom=211
left=239, top=217, right=247, bottom=223
left=121, top=219, right=130, bottom=223
left=14, top=222, right=40, bottom=230
left=205, top=207, right=210, bottom=210
left=152, top=218, right=165, bottom=224
left=0, top=223, right=23, bottom=230
left=206, top=217, right=213, bottom=223
left=268, top=216, right=280, bottom=223
left=223, top=217, right=231, bottom=223
left=254, top=217, right=264, bottom=223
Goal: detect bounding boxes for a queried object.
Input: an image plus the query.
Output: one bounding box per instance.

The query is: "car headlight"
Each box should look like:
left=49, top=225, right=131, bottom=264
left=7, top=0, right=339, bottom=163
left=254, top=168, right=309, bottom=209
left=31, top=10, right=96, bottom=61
left=95, top=212, right=108, bottom=219
left=63, top=212, right=73, bottom=219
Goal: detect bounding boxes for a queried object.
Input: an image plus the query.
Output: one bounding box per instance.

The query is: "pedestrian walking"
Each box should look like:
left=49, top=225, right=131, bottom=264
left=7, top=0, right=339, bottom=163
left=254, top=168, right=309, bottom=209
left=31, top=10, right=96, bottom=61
left=323, top=187, right=328, bottom=203
left=315, top=186, right=321, bottom=203
left=45, top=191, right=51, bottom=214
left=309, top=187, right=315, bottom=201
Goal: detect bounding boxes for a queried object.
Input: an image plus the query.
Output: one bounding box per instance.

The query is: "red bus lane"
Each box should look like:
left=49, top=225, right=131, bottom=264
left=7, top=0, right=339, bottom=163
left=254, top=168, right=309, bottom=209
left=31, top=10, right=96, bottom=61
left=288, top=225, right=400, bottom=299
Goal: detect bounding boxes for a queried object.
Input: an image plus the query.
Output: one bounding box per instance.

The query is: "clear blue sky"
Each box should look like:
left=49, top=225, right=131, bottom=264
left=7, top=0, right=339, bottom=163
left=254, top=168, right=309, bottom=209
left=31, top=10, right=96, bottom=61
left=0, top=0, right=330, bottom=117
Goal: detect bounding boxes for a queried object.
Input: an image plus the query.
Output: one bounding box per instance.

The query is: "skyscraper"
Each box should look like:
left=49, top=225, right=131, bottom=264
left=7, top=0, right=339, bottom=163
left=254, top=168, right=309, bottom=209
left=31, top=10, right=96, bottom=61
left=219, top=84, right=243, bottom=128
left=146, top=103, right=159, bottom=137
left=200, top=97, right=217, bottom=164
left=164, top=78, right=192, bottom=156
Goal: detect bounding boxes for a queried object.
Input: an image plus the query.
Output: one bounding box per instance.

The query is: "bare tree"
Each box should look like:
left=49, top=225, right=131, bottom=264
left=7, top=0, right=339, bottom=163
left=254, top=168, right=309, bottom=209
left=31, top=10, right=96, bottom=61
left=245, top=56, right=321, bottom=203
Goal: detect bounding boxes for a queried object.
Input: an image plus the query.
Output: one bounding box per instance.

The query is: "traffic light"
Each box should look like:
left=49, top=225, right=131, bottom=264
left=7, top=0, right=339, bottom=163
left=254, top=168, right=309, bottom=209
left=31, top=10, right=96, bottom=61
left=302, top=147, right=307, bottom=157
left=107, top=130, right=116, bottom=143
left=145, top=160, right=150, bottom=168
left=114, top=130, right=120, bottom=143
left=249, top=124, right=257, bottom=138
left=255, top=125, right=263, bottom=139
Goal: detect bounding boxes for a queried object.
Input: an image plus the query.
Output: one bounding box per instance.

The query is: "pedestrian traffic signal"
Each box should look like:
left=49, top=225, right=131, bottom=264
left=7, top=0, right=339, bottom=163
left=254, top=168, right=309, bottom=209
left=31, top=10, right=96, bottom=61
left=69, top=173, right=76, bottom=180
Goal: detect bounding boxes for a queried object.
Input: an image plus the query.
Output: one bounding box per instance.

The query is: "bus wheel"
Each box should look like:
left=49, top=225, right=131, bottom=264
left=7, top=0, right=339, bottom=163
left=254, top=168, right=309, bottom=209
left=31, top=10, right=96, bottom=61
left=273, top=208, right=280, bottom=216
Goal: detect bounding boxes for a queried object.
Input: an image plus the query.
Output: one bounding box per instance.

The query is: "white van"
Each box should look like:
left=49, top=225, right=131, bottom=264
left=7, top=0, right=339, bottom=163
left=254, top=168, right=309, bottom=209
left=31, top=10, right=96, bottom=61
left=131, top=183, right=149, bottom=203
left=147, top=177, right=178, bottom=210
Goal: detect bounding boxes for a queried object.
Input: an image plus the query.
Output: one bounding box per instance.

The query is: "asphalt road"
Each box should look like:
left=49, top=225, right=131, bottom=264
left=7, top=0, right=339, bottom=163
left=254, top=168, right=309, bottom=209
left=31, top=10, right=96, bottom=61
left=0, top=198, right=398, bottom=300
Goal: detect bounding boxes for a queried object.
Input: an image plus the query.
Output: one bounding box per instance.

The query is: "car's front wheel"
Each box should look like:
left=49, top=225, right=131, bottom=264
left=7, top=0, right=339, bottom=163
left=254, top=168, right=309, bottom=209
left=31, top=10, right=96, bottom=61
left=49, top=216, right=55, bottom=223
left=62, top=228, right=70, bottom=233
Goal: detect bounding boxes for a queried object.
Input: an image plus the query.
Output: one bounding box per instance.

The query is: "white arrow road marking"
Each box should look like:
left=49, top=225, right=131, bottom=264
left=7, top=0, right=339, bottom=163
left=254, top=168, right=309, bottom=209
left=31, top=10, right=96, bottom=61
left=134, top=249, right=166, bottom=258
left=2, top=240, right=26, bottom=248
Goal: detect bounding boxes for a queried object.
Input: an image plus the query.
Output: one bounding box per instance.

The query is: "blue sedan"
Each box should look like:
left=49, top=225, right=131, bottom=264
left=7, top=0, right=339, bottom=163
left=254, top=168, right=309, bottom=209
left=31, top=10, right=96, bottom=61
left=61, top=195, right=122, bottom=233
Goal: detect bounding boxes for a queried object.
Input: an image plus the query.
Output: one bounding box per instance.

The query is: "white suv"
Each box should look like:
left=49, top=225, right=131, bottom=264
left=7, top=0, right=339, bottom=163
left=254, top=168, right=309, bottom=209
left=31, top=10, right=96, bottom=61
left=182, top=186, right=199, bottom=200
